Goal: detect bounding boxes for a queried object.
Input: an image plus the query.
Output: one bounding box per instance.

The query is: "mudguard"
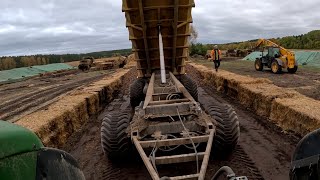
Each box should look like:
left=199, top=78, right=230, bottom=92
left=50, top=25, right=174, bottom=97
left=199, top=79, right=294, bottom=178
left=36, top=148, right=85, bottom=180
left=0, top=121, right=85, bottom=180
left=275, top=58, right=284, bottom=67
left=290, top=128, right=320, bottom=180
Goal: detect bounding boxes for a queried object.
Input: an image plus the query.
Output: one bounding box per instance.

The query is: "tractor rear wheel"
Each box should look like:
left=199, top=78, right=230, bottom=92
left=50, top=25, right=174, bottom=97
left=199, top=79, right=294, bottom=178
left=288, top=66, right=298, bottom=74
left=130, top=78, right=146, bottom=108
left=255, top=58, right=263, bottom=71
left=271, top=60, right=282, bottom=74
left=101, top=110, right=133, bottom=162
left=180, top=75, right=198, bottom=101
left=204, top=100, right=240, bottom=159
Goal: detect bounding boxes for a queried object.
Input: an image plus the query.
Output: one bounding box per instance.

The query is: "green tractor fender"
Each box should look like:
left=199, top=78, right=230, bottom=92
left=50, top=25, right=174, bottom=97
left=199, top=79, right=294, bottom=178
left=0, top=120, right=85, bottom=180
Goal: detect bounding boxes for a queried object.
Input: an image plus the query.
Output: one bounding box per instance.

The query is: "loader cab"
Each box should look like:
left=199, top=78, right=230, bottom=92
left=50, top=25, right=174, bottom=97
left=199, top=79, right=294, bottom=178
left=261, top=46, right=279, bottom=58
left=267, top=46, right=280, bottom=58
left=260, top=46, right=279, bottom=66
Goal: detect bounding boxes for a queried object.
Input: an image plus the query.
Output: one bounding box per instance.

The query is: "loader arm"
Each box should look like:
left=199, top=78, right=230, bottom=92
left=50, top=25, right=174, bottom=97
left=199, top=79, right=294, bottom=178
left=255, top=38, right=296, bottom=69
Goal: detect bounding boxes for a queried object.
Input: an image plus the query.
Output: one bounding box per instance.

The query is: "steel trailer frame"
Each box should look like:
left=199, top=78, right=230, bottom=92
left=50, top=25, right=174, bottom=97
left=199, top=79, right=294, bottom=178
left=129, top=72, right=215, bottom=180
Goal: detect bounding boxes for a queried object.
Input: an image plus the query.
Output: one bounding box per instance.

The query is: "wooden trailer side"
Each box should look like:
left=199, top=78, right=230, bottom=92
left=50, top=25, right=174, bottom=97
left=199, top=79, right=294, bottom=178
left=122, top=0, right=195, bottom=77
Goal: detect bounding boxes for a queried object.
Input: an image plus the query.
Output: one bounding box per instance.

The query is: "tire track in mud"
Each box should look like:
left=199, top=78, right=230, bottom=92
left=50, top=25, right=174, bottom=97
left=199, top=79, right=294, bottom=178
left=0, top=71, right=114, bottom=122
left=99, top=160, right=149, bottom=180
left=228, top=146, right=264, bottom=180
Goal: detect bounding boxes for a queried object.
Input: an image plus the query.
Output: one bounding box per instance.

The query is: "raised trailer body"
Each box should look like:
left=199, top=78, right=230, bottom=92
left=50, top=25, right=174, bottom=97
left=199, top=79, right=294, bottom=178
left=122, top=0, right=194, bottom=77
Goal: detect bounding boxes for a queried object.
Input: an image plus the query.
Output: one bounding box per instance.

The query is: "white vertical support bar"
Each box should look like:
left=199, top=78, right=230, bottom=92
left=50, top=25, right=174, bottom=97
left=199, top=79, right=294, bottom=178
left=159, top=26, right=166, bottom=84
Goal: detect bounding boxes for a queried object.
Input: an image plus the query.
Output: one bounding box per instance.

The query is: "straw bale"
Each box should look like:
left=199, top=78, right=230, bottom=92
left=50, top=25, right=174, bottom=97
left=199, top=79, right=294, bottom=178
left=270, top=96, right=320, bottom=136
left=15, top=69, right=130, bottom=147
left=128, top=54, right=135, bottom=62
left=86, top=93, right=100, bottom=116
left=238, top=83, right=299, bottom=117
left=16, top=94, right=89, bottom=147
left=189, top=62, right=320, bottom=135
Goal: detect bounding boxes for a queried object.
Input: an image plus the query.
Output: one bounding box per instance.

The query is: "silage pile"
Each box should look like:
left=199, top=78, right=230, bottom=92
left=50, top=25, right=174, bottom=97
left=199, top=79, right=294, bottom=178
left=189, top=63, right=320, bottom=136
left=243, top=51, right=320, bottom=67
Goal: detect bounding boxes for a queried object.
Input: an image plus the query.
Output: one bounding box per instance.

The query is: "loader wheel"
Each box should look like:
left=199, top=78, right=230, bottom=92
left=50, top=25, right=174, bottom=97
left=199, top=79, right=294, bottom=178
left=288, top=66, right=298, bottom=74
left=255, top=59, right=263, bottom=71
left=204, top=101, right=240, bottom=159
left=101, top=110, right=132, bottom=162
left=130, top=78, right=146, bottom=108
left=180, top=75, right=198, bottom=101
left=271, top=61, right=282, bottom=74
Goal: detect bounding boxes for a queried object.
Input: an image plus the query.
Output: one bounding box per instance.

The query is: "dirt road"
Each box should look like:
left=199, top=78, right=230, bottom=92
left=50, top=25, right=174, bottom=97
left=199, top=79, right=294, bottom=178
left=62, top=68, right=299, bottom=180
left=192, top=59, right=320, bottom=100
left=0, top=70, right=115, bottom=122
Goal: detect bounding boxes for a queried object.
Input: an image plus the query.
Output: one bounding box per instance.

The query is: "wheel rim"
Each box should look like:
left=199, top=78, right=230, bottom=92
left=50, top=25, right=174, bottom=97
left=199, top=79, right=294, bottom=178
left=272, top=63, right=278, bottom=72
left=255, top=63, right=260, bottom=69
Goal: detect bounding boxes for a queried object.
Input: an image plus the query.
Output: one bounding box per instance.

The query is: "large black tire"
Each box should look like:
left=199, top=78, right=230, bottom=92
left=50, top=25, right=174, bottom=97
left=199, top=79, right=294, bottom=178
left=271, top=60, right=282, bottom=74
left=180, top=75, right=198, bottom=101
left=101, top=110, right=132, bottom=162
left=288, top=66, right=298, bottom=74
left=204, top=101, right=240, bottom=159
left=130, top=78, right=146, bottom=108
left=255, top=58, right=263, bottom=71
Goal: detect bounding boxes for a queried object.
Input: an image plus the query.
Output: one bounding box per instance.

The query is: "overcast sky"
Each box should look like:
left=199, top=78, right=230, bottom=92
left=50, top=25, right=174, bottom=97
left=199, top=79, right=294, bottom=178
left=0, top=0, right=319, bottom=56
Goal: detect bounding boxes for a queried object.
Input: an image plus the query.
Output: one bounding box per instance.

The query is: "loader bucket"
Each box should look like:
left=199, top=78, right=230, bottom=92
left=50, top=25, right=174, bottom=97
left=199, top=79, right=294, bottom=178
left=290, top=128, right=320, bottom=180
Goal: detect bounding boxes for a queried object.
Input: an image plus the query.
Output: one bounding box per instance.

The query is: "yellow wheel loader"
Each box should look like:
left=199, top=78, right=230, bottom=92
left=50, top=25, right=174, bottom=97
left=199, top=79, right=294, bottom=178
left=254, top=39, right=298, bottom=74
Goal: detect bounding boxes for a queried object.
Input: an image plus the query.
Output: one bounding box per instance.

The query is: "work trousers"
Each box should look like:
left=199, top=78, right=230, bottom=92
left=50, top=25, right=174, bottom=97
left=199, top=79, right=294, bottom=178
left=213, top=60, right=220, bottom=70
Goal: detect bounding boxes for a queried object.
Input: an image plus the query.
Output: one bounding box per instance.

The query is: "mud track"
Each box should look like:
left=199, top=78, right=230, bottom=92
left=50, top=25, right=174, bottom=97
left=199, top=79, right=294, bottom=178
left=63, top=68, right=298, bottom=179
left=0, top=70, right=115, bottom=122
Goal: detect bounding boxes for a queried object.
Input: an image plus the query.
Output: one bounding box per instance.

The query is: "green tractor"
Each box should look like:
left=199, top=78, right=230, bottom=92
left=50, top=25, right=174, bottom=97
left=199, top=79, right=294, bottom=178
left=0, top=120, right=85, bottom=180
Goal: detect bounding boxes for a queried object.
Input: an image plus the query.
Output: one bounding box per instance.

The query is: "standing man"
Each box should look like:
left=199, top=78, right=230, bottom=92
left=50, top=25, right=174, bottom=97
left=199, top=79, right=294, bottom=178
left=211, top=45, right=222, bottom=72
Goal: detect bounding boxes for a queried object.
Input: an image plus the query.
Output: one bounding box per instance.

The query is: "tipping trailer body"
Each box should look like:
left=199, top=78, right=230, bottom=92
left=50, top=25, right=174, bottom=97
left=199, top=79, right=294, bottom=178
left=100, top=0, right=240, bottom=179
left=122, top=0, right=195, bottom=77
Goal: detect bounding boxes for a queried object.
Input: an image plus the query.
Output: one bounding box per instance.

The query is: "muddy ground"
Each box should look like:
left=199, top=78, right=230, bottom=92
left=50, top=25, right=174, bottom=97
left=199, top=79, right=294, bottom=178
left=191, top=58, right=320, bottom=100
left=62, top=67, right=299, bottom=180
left=0, top=69, right=115, bottom=122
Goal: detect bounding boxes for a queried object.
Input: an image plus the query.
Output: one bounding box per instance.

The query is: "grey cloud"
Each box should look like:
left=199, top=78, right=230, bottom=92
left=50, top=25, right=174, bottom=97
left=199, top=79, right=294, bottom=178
left=0, top=0, right=319, bottom=56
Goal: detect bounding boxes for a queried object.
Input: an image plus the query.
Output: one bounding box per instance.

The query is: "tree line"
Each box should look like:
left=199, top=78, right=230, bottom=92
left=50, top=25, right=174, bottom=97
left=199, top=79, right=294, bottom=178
left=189, top=30, right=320, bottom=56
left=1, top=30, right=319, bottom=70
left=0, top=49, right=132, bottom=71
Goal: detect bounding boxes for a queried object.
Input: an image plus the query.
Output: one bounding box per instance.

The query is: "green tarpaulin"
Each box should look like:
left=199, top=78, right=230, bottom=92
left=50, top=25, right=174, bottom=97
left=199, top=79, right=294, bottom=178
left=243, top=51, right=320, bottom=66
left=0, top=63, right=75, bottom=84
left=31, top=63, right=74, bottom=72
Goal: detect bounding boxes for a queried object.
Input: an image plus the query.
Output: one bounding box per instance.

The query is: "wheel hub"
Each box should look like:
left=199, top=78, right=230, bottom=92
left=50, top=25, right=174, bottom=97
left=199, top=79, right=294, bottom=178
left=272, top=63, right=278, bottom=72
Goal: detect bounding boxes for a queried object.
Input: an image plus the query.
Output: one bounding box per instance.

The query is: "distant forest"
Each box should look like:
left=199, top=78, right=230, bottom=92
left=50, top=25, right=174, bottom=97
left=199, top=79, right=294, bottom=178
left=218, top=30, right=320, bottom=50
left=190, top=30, right=320, bottom=56
left=1, top=30, right=320, bottom=70
left=0, top=49, right=131, bottom=71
